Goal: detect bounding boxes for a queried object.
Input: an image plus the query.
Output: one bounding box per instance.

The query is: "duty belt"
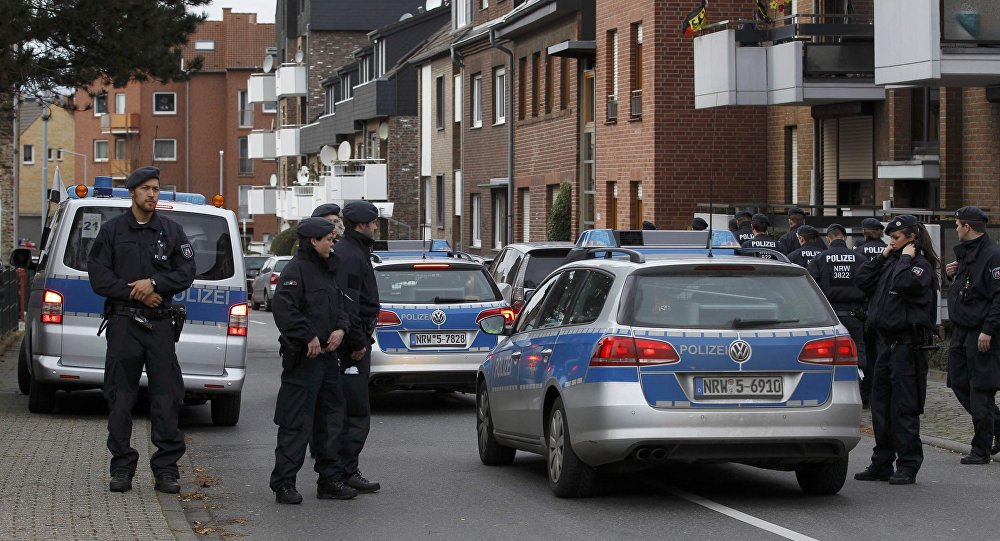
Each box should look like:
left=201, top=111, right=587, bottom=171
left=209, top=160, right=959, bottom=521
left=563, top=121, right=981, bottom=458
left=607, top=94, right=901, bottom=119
left=111, top=305, right=174, bottom=320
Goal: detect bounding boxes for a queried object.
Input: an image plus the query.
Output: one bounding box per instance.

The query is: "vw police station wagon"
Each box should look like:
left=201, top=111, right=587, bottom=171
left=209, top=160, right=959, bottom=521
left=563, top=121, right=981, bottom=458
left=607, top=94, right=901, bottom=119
left=12, top=181, right=248, bottom=426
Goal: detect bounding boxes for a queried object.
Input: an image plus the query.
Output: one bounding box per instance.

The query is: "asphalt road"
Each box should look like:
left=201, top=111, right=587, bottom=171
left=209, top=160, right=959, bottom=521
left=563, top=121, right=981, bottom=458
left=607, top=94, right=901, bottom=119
left=175, top=311, right=1000, bottom=540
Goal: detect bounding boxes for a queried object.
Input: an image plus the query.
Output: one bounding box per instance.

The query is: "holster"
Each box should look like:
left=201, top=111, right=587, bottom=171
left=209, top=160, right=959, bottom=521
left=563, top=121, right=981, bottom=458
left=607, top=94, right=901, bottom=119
left=170, top=305, right=187, bottom=343
left=278, top=335, right=305, bottom=371
left=97, top=300, right=112, bottom=336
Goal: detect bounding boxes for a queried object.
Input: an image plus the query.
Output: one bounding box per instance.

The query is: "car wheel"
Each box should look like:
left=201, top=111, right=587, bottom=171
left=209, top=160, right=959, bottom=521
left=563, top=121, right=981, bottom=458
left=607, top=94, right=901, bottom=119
left=17, top=339, right=30, bottom=396
left=477, top=384, right=515, bottom=466
left=211, top=392, right=241, bottom=426
left=546, top=397, right=596, bottom=498
left=250, top=296, right=260, bottom=310
left=795, top=457, right=848, bottom=495
left=263, top=292, right=272, bottom=312
left=28, top=376, right=57, bottom=414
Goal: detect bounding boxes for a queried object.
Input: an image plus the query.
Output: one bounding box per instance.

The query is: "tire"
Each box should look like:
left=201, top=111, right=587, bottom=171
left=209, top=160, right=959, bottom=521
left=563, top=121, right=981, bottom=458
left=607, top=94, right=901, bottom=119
left=476, top=384, right=515, bottom=466
left=263, top=292, right=272, bottom=312
left=28, top=376, right=57, bottom=414
left=211, top=392, right=241, bottom=426
left=250, top=297, right=260, bottom=310
left=795, top=457, right=848, bottom=495
left=17, top=339, right=30, bottom=396
left=546, top=397, right=596, bottom=498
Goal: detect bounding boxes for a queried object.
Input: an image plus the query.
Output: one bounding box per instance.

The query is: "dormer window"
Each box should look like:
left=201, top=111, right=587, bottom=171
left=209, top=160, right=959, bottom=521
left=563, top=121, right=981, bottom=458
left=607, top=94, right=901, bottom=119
left=341, top=75, right=352, bottom=100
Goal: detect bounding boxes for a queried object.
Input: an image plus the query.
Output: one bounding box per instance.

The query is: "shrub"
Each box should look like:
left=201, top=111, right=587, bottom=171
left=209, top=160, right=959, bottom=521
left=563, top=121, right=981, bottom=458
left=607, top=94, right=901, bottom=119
left=547, top=182, right=572, bottom=241
left=270, top=226, right=298, bottom=256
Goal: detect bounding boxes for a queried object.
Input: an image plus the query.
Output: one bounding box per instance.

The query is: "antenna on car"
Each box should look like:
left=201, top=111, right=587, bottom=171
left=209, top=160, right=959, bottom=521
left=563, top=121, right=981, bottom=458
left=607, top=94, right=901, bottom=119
left=706, top=138, right=714, bottom=258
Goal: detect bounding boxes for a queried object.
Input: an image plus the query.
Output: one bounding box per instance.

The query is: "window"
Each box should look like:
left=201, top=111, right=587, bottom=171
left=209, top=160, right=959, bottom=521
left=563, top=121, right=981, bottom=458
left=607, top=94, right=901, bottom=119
left=606, top=29, right=619, bottom=121
left=545, top=55, right=553, bottom=114
left=492, top=190, right=507, bottom=250
left=482, top=0, right=488, bottom=8
left=239, top=136, right=252, bottom=175
left=115, top=138, right=126, bottom=160
left=515, top=274, right=559, bottom=333
left=531, top=53, right=540, bottom=117
left=115, top=93, right=126, bottom=114
left=22, top=144, right=34, bottom=164
left=325, top=86, right=335, bottom=114
left=239, top=185, right=251, bottom=218
left=494, top=67, right=506, bottom=124
left=471, top=194, right=481, bottom=247
left=376, top=267, right=501, bottom=304
left=238, top=90, right=253, bottom=127
left=454, top=74, right=462, bottom=122
left=340, top=75, right=352, bottom=100
left=436, top=175, right=445, bottom=228
left=567, top=272, right=614, bottom=325
left=631, top=22, right=643, bottom=118
left=537, top=270, right=587, bottom=329
left=472, top=74, right=482, bottom=128
left=435, top=76, right=444, bottom=130
left=153, top=92, right=176, bottom=114
left=374, top=40, right=386, bottom=77
left=93, top=94, right=108, bottom=115
left=153, top=139, right=177, bottom=161
left=94, top=140, right=109, bottom=162
left=262, top=100, right=277, bottom=113
left=520, top=188, right=530, bottom=241
left=423, top=177, right=432, bottom=229
left=47, top=148, right=57, bottom=161
left=194, top=40, right=215, bottom=51
left=360, top=56, right=370, bottom=84
left=518, top=57, right=527, bottom=120
left=560, top=58, right=570, bottom=110
left=454, top=0, right=472, bottom=29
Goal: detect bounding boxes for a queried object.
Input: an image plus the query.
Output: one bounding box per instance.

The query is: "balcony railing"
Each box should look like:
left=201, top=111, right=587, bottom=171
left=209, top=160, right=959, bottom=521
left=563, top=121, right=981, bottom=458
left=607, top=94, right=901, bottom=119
left=630, top=89, right=642, bottom=118
left=606, top=95, right=618, bottom=122
left=100, top=113, right=140, bottom=134
left=941, top=0, right=1000, bottom=45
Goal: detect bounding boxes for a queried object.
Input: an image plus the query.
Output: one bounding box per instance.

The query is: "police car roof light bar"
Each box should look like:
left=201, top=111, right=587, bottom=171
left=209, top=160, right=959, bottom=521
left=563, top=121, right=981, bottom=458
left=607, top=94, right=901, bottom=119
left=68, top=181, right=207, bottom=205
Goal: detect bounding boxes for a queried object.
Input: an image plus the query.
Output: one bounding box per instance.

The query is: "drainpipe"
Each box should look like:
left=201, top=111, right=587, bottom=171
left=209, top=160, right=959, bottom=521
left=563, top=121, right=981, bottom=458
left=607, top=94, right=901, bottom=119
left=489, top=28, right=514, bottom=247
left=185, top=78, right=191, bottom=192
left=451, top=45, right=464, bottom=249
left=812, top=118, right=822, bottom=211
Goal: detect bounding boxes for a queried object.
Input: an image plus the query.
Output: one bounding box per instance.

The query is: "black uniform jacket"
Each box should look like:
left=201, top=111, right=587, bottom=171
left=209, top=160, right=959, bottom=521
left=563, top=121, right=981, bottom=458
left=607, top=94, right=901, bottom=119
left=88, top=210, right=196, bottom=307
left=808, top=239, right=865, bottom=310
left=271, top=248, right=350, bottom=346
left=857, top=250, right=936, bottom=335
left=734, top=224, right=754, bottom=244
left=948, top=233, right=1000, bottom=337
left=854, top=238, right=888, bottom=262
left=788, top=239, right=828, bottom=268
left=741, top=233, right=778, bottom=251
left=776, top=224, right=803, bottom=255
left=333, top=229, right=381, bottom=352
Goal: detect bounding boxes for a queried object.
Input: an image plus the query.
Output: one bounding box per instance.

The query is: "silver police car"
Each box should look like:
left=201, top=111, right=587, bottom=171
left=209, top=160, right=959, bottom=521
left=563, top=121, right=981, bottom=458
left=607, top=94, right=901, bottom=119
left=476, top=247, right=862, bottom=497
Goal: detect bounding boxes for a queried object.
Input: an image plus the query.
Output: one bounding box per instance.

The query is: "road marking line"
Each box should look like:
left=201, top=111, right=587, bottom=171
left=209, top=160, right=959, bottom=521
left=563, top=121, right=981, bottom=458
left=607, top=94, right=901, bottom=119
left=251, top=320, right=267, bottom=325
left=663, top=485, right=820, bottom=541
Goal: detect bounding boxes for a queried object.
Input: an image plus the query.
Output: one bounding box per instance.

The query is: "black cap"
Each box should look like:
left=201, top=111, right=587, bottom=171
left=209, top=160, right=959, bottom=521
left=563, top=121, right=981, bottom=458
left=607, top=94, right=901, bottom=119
left=826, top=223, right=847, bottom=236
left=311, top=203, right=341, bottom=218
left=728, top=218, right=738, bottom=232
left=735, top=211, right=752, bottom=220
left=297, top=217, right=336, bottom=239
left=642, top=220, right=657, bottom=230
left=796, top=225, right=819, bottom=239
left=342, top=201, right=380, bottom=224
left=884, top=215, right=919, bottom=234
left=751, top=213, right=770, bottom=227
left=956, top=206, right=988, bottom=223
left=125, top=166, right=160, bottom=189
left=788, top=206, right=806, bottom=217
left=861, top=217, right=884, bottom=230
left=691, top=217, right=708, bottom=230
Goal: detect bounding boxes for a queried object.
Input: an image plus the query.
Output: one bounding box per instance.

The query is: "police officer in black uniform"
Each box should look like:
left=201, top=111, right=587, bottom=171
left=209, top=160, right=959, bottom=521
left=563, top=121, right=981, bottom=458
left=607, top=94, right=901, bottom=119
left=691, top=217, right=708, bottom=231
left=809, top=224, right=869, bottom=404
left=776, top=206, right=807, bottom=255
left=308, top=203, right=343, bottom=460
left=854, top=215, right=939, bottom=485
left=740, top=213, right=778, bottom=251
left=733, top=211, right=754, bottom=244
left=332, top=201, right=382, bottom=493
left=854, top=217, right=887, bottom=261
left=312, top=203, right=344, bottom=241
left=270, top=217, right=353, bottom=504
left=787, top=225, right=827, bottom=268
left=88, top=166, right=195, bottom=494
left=945, top=206, right=1000, bottom=463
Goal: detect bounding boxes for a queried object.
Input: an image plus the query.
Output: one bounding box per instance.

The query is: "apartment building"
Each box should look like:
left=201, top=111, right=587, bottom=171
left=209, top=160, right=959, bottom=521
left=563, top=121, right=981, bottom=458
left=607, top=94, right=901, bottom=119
left=17, top=98, right=76, bottom=247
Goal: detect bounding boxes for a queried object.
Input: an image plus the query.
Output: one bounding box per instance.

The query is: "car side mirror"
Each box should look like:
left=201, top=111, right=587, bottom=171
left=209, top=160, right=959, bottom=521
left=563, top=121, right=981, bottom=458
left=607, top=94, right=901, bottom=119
left=524, top=288, right=536, bottom=303
left=248, top=270, right=259, bottom=278
left=9, top=248, right=36, bottom=271
left=477, top=314, right=510, bottom=336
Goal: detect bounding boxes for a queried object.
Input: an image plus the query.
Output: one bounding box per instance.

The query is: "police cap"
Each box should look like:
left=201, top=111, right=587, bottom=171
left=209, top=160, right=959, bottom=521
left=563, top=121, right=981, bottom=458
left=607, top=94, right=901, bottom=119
left=826, top=223, right=847, bottom=236
left=788, top=206, right=806, bottom=217
left=342, top=201, right=380, bottom=224
left=297, top=217, right=335, bottom=239
left=861, top=217, right=884, bottom=230
left=955, top=206, right=988, bottom=223
left=884, top=215, right=919, bottom=234
left=311, top=203, right=341, bottom=218
left=796, top=225, right=819, bottom=239
left=751, top=213, right=770, bottom=228
left=691, top=217, right=708, bottom=230
left=735, top=210, right=752, bottom=220
left=125, top=166, right=161, bottom=189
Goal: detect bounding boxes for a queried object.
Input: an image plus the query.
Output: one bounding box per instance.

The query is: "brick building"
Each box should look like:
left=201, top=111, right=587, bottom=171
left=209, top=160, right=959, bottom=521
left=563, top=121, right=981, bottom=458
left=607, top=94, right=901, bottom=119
left=17, top=98, right=76, bottom=247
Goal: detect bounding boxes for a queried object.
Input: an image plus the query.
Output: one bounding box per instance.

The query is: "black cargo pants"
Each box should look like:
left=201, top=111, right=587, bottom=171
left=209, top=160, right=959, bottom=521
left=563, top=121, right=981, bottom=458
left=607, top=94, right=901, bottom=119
left=869, top=332, right=924, bottom=477
left=948, top=326, right=1000, bottom=457
left=334, top=346, right=372, bottom=480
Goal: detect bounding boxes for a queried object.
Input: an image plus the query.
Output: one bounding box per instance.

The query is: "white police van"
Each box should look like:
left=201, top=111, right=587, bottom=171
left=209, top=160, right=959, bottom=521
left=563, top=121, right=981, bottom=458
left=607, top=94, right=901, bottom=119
left=11, top=178, right=248, bottom=425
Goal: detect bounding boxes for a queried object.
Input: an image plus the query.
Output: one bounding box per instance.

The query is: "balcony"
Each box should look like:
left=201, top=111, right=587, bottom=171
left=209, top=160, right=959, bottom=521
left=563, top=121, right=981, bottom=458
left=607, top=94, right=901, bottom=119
left=248, top=73, right=276, bottom=103
left=630, top=89, right=642, bottom=118
left=276, top=64, right=308, bottom=97
left=693, top=16, right=884, bottom=109
left=273, top=161, right=388, bottom=221
left=606, top=95, right=618, bottom=121
left=100, top=113, right=140, bottom=134
left=275, top=127, right=300, bottom=157
left=109, top=158, right=135, bottom=178
left=248, top=130, right=276, bottom=159
left=875, top=0, right=1000, bottom=86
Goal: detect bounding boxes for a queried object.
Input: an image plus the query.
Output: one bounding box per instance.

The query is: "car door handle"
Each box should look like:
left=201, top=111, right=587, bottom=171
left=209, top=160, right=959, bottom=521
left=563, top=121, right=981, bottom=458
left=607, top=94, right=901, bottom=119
left=540, top=348, right=553, bottom=362
left=510, top=352, right=521, bottom=363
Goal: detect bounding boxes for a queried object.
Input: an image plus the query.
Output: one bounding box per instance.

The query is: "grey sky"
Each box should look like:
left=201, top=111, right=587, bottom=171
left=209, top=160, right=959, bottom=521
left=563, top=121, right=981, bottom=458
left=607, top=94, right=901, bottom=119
left=199, top=0, right=276, bottom=24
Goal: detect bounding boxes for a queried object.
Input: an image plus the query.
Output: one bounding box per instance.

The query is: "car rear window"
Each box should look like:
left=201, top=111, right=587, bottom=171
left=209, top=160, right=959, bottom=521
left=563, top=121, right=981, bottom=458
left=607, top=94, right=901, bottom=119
left=622, top=268, right=836, bottom=329
left=376, top=267, right=501, bottom=304
left=62, top=206, right=236, bottom=281
left=522, top=250, right=571, bottom=289
left=273, top=259, right=291, bottom=273
left=245, top=257, right=268, bottom=272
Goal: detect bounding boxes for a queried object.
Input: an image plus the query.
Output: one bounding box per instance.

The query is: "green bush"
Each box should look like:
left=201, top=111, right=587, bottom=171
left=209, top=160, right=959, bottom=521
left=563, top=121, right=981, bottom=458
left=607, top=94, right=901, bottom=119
left=547, top=182, right=572, bottom=242
left=270, top=226, right=298, bottom=256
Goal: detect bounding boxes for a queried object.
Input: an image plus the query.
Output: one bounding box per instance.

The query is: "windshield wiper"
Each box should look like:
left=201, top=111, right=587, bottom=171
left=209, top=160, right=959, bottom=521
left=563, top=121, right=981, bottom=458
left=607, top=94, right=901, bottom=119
left=434, top=297, right=468, bottom=304
left=732, top=317, right=800, bottom=329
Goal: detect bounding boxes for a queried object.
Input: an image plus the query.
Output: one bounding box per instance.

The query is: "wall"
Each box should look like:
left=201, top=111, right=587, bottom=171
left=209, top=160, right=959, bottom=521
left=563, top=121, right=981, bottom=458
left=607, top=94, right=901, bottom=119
left=387, top=116, right=421, bottom=239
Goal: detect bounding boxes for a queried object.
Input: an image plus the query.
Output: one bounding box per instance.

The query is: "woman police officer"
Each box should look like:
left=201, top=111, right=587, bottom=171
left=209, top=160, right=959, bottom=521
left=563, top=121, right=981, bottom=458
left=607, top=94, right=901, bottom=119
left=854, top=215, right=940, bottom=485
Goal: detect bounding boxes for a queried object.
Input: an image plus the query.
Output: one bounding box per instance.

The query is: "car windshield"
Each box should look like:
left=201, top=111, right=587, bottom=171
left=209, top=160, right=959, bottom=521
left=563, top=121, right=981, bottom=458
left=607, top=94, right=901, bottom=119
left=376, top=267, right=501, bottom=304
left=273, top=259, right=291, bottom=273
left=523, top=251, right=571, bottom=289
left=245, top=256, right=268, bottom=272
left=622, top=267, right=836, bottom=329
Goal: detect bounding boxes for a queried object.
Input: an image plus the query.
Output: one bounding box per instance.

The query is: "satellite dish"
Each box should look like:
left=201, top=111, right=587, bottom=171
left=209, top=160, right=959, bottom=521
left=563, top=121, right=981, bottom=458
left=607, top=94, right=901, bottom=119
left=294, top=48, right=305, bottom=64
left=319, top=145, right=337, bottom=166
left=425, top=0, right=442, bottom=10
left=337, top=141, right=352, bottom=161
left=296, top=166, right=310, bottom=185
left=378, top=121, right=389, bottom=140
left=399, top=12, right=413, bottom=21
left=262, top=54, right=274, bottom=73
left=269, top=173, right=277, bottom=187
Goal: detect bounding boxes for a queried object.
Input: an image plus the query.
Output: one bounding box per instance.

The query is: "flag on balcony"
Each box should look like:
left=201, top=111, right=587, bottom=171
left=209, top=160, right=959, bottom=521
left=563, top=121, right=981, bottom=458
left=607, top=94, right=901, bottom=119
left=756, top=0, right=772, bottom=23
left=682, top=0, right=708, bottom=38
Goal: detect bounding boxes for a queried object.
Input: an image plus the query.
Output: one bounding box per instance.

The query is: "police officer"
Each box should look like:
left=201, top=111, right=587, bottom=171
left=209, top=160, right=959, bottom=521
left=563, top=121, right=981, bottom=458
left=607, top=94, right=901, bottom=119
left=308, top=203, right=343, bottom=460
left=787, top=225, right=827, bottom=268
left=87, top=166, right=195, bottom=494
left=776, top=206, right=807, bottom=255
left=854, top=215, right=939, bottom=485
left=691, top=217, right=708, bottom=231
left=332, top=201, right=382, bottom=493
left=740, top=213, right=778, bottom=254
left=945, top=206, right=1000, bottom=463
left=854, top=217, right=887, bottom=261
left=728, top=218, right=739, bottom=235
left=312, top=203, right=344, bottom=241
left=733, top=211, right=754, bottom=244
left=270, top=217, right=353, bottom=504
left=642, top=220, right=658, bottom=230
left=809, top=224, right=869, bottom=405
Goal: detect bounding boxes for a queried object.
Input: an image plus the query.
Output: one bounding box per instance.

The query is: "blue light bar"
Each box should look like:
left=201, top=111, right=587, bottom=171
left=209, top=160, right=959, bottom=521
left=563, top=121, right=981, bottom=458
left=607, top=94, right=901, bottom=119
left=67, top=179, right=207, bottom=205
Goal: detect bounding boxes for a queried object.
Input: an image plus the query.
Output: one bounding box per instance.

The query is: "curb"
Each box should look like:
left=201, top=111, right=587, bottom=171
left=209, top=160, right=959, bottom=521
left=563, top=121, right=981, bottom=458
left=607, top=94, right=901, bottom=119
left=920, top=434, right=1000, bottom=464
left=152, top=435, right=221, bottom=540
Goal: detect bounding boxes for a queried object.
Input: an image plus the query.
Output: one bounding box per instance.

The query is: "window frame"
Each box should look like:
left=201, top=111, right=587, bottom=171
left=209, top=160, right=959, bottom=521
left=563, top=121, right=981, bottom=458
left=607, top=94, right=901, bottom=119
left=22, top=144, right=34, bottom=164
left=93, top=93, right=108, bottom=116
left=152, top=138, right=178, bottom=162
left=153, top=92, right=177, bottom=115
left=238, top=136, right=253, bottom=175
left=93, top=140, right=109, bottom=162
left=238, top=90, right=253, bottom=128
left=115, top=92, right=126, bottom=114
left=471, top=193, right=482, bottom=248
left=472, top=74, right=483, bottom=128
left=494, top=67, right=506, bottom=125
left=436, top=175, right=445, bottom=228
left=115, top=138, right=126, bottom=160
left=435, top=75, right=445, bottom=130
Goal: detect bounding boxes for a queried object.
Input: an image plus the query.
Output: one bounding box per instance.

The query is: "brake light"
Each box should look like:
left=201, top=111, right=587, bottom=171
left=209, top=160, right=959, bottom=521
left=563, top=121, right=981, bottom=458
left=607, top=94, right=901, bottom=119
left=41, top=289, right=63, bottom=324
left=589, top=336, right=680, bottom=367
left=511, top=288, right=525, bottom=315
left=476, top=306, right=516, bottom=326
left=798, top=336, right=857, bottom=365
left=228, top=303, right=249, bottom=336
left=412, top=263, right=451, bottom=269
left=270, top=273, right=280, bottom=285
left=377, top=309, right=401, bottom=327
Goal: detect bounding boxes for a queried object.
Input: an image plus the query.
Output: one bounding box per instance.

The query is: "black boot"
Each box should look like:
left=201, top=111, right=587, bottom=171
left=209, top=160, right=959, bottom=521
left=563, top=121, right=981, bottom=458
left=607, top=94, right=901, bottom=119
left=960, top=453, right=991, bottom=465
left=275, top=484, right=303, bottom=504
left=853, top=467, right=891, bottom=482
left=992, top=436, right=1000, bottom=456
left=317, top=479, right=358, bottom=500
left=154, top=472, right=180, bottom=494
left=109, top=471, right=133, bottom=493
left=346, top=471, right=381, bottom=493
left=888, top=471, right=916, bottom=485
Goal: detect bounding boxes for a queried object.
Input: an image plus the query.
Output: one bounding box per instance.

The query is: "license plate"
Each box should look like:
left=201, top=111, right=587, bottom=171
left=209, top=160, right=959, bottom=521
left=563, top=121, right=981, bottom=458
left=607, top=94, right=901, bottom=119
left=410, top=333, right=467, bottom=347
left=695, top=376, right=783, bottom=398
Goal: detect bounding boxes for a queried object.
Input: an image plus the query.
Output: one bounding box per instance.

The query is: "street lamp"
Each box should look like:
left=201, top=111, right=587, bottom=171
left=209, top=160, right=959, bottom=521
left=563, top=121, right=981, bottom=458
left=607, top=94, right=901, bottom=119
left=218, top=150, right=224, bottom=201
left=58, top=148, right=88, bottom=185
left=41, top=104, right=51, bottom=228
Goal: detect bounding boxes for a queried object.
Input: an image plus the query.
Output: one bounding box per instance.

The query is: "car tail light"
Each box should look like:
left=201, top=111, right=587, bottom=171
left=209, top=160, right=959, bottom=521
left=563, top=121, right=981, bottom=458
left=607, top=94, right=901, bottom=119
left=41, top=289, right=64, bottom=324
left=412, top=263, right=450, bottom=269
left=270, top=273, right=280, bottom=285
left=511, top=288, right=525, bottom=315
left=798, top=336, right=857, bottom=365
left=589, top=336, right=680, bottom=367
left=228, top=303, right=249, bottom=336
left=377, top=309, right=401, bottom=327
left=476, top=306, right=516, bottom=326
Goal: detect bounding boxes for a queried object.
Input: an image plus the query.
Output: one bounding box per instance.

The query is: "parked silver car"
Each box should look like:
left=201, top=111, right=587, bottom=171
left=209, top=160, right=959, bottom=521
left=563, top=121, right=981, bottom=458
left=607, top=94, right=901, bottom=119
left=250, top=255, right=291, bottom=311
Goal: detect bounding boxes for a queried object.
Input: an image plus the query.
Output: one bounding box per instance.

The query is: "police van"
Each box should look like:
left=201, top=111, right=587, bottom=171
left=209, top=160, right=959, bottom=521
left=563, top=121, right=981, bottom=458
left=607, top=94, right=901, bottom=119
left=11, top=178, right=248, bottom=426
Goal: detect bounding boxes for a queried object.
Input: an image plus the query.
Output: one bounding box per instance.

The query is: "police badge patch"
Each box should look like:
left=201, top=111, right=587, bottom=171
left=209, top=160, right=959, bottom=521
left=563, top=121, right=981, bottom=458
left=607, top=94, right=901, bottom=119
left=992, top=267, right=1000, bottom=280
left=911, top=266, right=925, bottom=278
left=180, top=243, right=194, bottom=260
left=282, top=280, right=298, bottom=287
